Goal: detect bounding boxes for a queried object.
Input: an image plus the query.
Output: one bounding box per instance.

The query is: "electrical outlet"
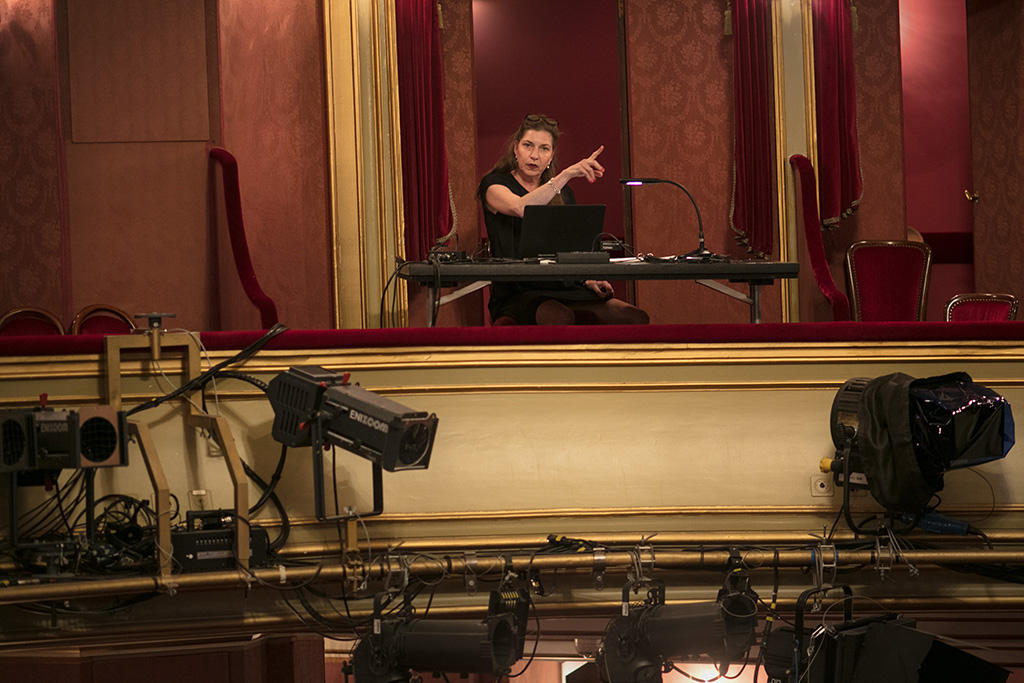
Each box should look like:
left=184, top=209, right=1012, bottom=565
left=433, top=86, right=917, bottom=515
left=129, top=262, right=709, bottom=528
left=189, top=489, right=211, bottom=510
left=811, top=474, right=834, bottom=497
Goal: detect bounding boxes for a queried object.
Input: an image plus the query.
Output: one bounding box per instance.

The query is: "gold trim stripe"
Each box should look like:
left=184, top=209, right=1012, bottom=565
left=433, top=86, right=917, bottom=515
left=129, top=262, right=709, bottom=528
left=8, top=377, right=1024, bottom=408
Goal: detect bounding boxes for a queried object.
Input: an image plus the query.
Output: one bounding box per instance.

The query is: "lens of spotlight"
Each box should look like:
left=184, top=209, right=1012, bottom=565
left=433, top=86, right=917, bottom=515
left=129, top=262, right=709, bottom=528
left=397, top=422, right=430, bottom=467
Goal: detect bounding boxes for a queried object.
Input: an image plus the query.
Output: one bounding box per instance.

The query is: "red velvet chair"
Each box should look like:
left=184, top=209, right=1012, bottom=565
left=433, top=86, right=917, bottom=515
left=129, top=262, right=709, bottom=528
left=209, top=147, right=280, bottom=329
left=0, top=307, right=65, bottom=335
left=845, top=240, right=932, bottom=321
left=788, top=154, right=851, bottom=320
left=944, top=293, right=1018, bottom=322
left=70, top=304, right=136, bottom=334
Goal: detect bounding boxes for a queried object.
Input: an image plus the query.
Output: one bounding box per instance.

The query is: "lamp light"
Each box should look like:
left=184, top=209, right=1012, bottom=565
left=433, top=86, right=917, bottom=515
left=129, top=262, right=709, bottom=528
left=620, top=178, right=728, bottom=262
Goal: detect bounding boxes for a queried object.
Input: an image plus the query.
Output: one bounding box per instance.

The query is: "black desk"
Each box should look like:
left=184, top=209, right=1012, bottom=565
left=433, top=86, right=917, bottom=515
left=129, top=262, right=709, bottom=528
left=403, top=258, right=800, bottom=325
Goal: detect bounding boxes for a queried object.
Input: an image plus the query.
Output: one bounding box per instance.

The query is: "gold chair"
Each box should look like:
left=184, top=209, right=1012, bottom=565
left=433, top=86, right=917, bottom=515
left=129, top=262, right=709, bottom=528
left=944, top=293, right=1019, bottom=322
left=0, top=307, right=66, bottom=335
left=845, top=240, right=932, bottom=321
left=70, top=304, right=136, bottom=335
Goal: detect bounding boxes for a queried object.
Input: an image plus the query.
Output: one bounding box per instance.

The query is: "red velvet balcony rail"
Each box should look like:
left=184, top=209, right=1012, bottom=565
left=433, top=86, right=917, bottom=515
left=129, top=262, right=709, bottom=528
left=1, top=322, right=1023, bottom=358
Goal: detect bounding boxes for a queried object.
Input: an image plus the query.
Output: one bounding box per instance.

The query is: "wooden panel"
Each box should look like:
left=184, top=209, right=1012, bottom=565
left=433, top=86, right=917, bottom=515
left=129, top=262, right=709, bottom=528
left=66, top=0, right=210, bottom=142
left=66, top=142, right=213, bottom=330
left=218, top=0, right=332, bottom=330
left=0, top=0, right=70, bottom=322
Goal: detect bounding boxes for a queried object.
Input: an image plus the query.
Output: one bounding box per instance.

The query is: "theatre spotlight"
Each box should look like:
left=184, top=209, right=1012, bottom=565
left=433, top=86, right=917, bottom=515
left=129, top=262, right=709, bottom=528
left=267, top=365, right=438, bottom=520
left=823, top=372, right=1014, bottom=518
left=1, top=406, right=126, bottom=474
left=597, top=580, right=756, bottom=683
left=350, top=590, right=526, bottom=682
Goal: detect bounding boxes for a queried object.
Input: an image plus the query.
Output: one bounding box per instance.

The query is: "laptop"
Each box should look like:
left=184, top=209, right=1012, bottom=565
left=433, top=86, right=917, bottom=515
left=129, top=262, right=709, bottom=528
left=517, top=204, right=607, bottom=261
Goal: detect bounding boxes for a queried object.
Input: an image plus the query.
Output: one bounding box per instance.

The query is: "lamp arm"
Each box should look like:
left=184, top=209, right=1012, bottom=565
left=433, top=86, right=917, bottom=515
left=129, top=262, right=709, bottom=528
left=620, top=177, right=724, bottom=261
left=659, top=179, right=704, bottom=251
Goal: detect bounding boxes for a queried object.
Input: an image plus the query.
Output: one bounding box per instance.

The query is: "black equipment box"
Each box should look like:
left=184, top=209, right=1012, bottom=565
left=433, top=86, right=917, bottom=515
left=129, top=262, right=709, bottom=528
left=172, top=509, right=270, bottom=572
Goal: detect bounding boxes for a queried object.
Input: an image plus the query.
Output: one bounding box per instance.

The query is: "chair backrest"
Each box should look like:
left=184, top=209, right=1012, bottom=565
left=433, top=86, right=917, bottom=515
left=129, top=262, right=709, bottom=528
left=209, top=147, right=280, bottom=329
left=945, top=293, right=1019, bottom=322
left=71, top=304, right=136, bottom=334
left=845, top=240, right=932, bottom=321
left=0, top=307, right=65, bottom=335
left=788, top=154, right=851, bottom=321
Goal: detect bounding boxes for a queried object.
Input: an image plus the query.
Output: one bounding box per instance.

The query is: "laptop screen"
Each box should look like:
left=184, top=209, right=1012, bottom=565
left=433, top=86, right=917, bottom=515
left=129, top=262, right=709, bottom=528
left=516, top=204, right=606, bottom=258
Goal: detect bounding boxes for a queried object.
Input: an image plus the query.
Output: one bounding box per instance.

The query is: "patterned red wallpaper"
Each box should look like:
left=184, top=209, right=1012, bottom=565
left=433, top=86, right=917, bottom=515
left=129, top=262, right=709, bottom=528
left=218, top=0, right=333, bottom=330
left=968, top=0, right=1024, bottom=304
left=846, top=0, right=906, bottom=244
left=0, top=0, right=70, bottom=323
left=625, top=1, right=780, bottom=323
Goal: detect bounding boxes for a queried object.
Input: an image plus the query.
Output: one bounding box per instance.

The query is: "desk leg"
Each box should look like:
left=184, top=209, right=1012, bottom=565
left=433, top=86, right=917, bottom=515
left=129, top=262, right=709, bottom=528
left=426, top=287, right=438, bottom=327
left=750, top=284, right=761, bottom=324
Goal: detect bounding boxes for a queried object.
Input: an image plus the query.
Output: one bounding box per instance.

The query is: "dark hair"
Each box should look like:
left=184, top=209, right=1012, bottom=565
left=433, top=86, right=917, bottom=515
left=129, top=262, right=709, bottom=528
left=477, top=114, right=562, bottom=201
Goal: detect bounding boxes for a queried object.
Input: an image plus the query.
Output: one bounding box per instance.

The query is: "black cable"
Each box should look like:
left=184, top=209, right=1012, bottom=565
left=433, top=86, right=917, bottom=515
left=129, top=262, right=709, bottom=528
left=826, top=504, right=844, bottom=542
left=18, top=471, right=84, bottom=539
left=36, top=473, right=87, bottom=540
left=431, top=258, right=441, bottom=326
left=16, top=591, right=161, bottom=616
left=752, top=548, right=781, bottom=683
left=968, top=525, right=993, bottom=549
left=250, top=444, right=288, bottom=516
left=378, top=260, right=413, bottom=329
left=207, top=369, right=269, bottom=393
left=506, top=591, right=540, bottom=678
left=596, top=232, right=637, bottom=257
left=127, top=323, right=287, bottom=417
left=241, top=460, right=290, bottom=551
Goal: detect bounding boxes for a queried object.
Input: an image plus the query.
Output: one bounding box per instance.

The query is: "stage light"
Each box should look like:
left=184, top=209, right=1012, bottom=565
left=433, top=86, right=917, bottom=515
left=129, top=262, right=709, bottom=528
left=823, top=371, right=1013, bottom=517
left=267, top=365, right=438, bottom=520
left=268, top=365, right=437, bottom=472
left=764, top=613, right=1010, bottom=683
left=0, top=406, right=128, bottom=474
left=597, top=581, right=756, bottom=683
left=350, top=590, right=527, bottom=682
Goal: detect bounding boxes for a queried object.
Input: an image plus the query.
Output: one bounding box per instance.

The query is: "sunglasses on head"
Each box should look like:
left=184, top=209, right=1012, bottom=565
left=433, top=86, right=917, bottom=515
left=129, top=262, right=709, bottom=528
left=524, top=114, right=558, bottom=126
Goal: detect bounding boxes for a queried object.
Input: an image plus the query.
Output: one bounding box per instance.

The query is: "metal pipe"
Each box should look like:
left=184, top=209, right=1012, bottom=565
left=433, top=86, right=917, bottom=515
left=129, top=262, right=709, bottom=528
left=3, top=546, right=1024, bottom=606
left=277, top=529, right=1024, bottom=557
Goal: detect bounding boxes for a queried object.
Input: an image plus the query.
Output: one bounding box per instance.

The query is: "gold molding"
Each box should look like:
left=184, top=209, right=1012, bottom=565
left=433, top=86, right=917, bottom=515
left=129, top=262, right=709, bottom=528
left=771, top=0, right=792, bottom=322
left=324, top=0, right=365, bottom=328
left=801, top=0, right=817, bottom=171
left=324, top=0, right=407, bottom=329
left=4, top=339, right=1024, bottom=379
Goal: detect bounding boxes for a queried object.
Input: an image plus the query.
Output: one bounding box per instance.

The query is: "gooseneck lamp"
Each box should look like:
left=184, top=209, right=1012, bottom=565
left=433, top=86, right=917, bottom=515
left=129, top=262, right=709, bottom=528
left=620, top=178, right=728, bottom=262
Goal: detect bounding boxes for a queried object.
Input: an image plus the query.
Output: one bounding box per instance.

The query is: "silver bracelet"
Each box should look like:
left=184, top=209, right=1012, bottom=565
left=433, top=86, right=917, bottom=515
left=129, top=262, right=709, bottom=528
left=547, top=179, right=561, bottom=195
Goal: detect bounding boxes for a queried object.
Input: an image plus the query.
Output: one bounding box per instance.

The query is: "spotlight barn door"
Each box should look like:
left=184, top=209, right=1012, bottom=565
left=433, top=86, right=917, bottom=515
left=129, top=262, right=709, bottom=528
left=77, top=406, right=128, bottom=469
left=0, top=411, right=36, bottom=473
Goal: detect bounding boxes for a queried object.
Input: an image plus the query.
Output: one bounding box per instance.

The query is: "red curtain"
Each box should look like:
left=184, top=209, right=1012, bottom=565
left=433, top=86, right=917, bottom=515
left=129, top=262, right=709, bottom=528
left=396, top=0, right=452, bottom=261
left=813, top=0, right=862, bottom=226
left=730, top=0, right=777, bottom=257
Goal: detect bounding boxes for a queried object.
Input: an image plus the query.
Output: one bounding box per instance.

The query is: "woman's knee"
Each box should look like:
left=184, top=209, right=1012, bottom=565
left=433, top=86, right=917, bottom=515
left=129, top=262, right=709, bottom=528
left=623, top=306, right=650, bottom=325
left=604, top=300, right=649, bottom=325
left=535, top=299, right=575, bottom=325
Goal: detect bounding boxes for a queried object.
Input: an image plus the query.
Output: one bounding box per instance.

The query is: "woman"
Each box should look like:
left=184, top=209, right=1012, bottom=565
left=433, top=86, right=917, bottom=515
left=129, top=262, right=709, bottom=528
left=476, top=114, right=649, bottom=325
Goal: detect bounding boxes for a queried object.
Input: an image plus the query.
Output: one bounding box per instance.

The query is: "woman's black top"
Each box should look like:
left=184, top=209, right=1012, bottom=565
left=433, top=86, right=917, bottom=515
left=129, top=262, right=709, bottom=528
left=479, top=172, right=599, bottom=323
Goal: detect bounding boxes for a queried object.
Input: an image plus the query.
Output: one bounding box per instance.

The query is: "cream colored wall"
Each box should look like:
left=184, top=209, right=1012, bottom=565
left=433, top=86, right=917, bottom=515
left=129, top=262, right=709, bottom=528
left=4, top=338, right=1024, bottom=654
left=3, top=339, right=1022, bottom=535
